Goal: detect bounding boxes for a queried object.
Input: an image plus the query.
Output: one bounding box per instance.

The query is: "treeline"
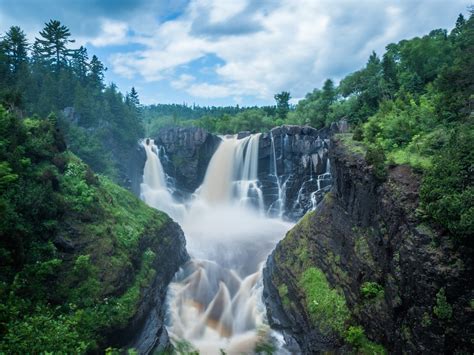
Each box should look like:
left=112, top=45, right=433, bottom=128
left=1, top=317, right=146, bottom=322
left=0, top=20, right=143, bottom=180
left=144, top=102, right=281, bottom=135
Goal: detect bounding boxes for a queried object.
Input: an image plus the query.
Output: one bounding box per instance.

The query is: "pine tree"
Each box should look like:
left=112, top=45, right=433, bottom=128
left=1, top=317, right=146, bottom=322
left=88, top=55, right=106, bottom=90
left=3, top=26, right=29, bottom=74
left=71, top=46, right=89, bottom=81
left=128, top=87, right=140, bottom=107
left=34, top=20, right=74, bottom=71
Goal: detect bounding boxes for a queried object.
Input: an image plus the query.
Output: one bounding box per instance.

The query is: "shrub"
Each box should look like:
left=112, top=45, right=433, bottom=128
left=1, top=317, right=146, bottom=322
left=365, top=145, right=387, bottom=181
left=353, top=126, right=364, bottom=141
left=420, top=126, right=473, bottom=243
left=345, top=326, right=386, bottom=354
left=360, top=281, right=384, bottom=299
left=433, top=288, right=452, bottom=320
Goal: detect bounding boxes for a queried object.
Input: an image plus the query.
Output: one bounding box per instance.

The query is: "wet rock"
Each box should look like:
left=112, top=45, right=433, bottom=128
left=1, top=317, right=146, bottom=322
left=155, top=127, right=221, bottom=194
left=258, top=125, right=334, bottom=219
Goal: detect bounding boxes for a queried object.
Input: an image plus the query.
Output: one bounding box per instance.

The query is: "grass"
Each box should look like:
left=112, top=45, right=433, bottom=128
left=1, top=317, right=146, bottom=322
left=299, top=267, right=350, bottom=335
left=335, top=133, right=367, bottom=156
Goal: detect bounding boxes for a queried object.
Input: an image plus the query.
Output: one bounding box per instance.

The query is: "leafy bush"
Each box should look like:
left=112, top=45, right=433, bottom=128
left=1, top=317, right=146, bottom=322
left=365, top=145, right=387, bottom=181
left=360, top=281, right=384, bottom=299
left=420, top=126, right=473, bottom=243
left=345, top=326, right=386, bottom=354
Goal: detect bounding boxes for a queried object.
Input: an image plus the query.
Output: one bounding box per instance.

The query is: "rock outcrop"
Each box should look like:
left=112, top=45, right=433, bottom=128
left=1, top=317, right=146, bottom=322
left=258, top=125, right=332, bottom=219
left=152, top=124, right=344, bottom=218
left=154, top=127, right=221, bottom=194
left=121, top=219, right=189, bottom=354
left=263, top=134, right=473, bottom=353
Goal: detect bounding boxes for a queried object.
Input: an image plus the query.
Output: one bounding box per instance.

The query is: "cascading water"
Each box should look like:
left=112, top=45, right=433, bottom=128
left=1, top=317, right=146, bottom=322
left=140, top=139, right=186, bottom=221
left=140, top=134, right=292, bottom=354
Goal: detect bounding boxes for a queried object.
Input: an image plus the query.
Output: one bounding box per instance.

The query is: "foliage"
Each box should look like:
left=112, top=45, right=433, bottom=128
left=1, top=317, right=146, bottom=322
left=0, top=20, right=144, bottom=181
left=0, top=108, right=170, bottom=352
left=420, top=126, right=473, bottom=242
left=274, top=91, right=291, bottom=119
left=365, top=145, right=387, bottom=181
left=344, top=326, right=386, bottom=354
left=299, top=267, right=350, bottom=335
left=360, top=282, right=384, bottom=300
left=433, top=288, right=453, bottom=320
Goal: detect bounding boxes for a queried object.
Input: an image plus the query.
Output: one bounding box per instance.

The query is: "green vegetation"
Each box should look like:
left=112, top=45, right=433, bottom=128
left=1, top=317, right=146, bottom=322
left=0, top=107, right=171, bottom=352
left=299, top=267, right=350, bottom=335
left=344, top=326, right=386, bottom=354
left=433, top=288, right=453, bottom=320
left=330, top=12, right=473, bottom=244
left=360, top=282, right=384, bottom=300
left=0, top=20, right=144, bottom=181
left=277, top=284, right=290, bottom=307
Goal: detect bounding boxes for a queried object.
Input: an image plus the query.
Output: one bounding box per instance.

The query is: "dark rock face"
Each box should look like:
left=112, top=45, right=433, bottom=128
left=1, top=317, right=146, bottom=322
left=258, top=125, right=332, bottom=219
left=154, top=127, right=221, bottom=194
left=263, top=135, right=473, bottom=353
left=109, top=219, right=189, bottom=354
left=118, top=144, right=146, bottom=196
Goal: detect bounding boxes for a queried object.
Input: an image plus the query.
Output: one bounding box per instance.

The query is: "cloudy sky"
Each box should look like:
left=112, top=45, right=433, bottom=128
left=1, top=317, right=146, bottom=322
left=0, top=0, right=470, bottom=105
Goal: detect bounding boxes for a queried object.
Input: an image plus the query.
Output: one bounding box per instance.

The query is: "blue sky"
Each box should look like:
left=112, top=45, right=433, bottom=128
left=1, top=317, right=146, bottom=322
left=0, top=0, right=470, bottom=106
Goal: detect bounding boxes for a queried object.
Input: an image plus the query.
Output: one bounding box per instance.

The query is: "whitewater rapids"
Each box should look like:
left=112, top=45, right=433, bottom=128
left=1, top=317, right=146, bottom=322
left=140, top=136, right=293, bottom=354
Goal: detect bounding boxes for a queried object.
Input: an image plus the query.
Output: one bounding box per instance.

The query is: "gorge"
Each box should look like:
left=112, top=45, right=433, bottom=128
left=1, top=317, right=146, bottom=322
left=1, top=9, right=472, bottom=354
left=137, top=126, right=331, bottom=353
left=134, top=124, right=472, bottom=354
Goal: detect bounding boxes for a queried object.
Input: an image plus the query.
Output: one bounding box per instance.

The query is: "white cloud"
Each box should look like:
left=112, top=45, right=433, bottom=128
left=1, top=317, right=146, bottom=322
left=171, top=74, right=196, bottom=89
left=101, top=0, right=467, bottom=102
left=88, top=19, right=129, bottom=47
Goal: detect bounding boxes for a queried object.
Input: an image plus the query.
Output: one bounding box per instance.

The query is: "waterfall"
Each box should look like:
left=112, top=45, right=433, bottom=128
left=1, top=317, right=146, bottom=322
left=198, top=134, right=264, bottom=212
left=140, top=139, right=185, bottom=222
left=234, top=133, right=264, bottom=211
left=140, top=134, right=293, bottom=354
left=268, top=132, right=286, bottom=217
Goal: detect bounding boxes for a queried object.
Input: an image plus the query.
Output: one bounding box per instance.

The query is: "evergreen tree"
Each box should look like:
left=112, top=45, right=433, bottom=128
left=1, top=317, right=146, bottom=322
left=274, top=91, right=291, bottom=119
left=128, top=87, right=140, bottom=107
left=3, top=26, right=29, bottom=74
left=34, top=20, right=74, bottom=71
left=71, top=46, right=89, bottom=81
left=88, top=55, right=106, bottom=90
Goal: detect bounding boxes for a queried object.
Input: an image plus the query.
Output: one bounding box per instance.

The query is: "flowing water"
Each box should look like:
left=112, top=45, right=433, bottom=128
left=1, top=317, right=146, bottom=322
left=140, top=136, right=293, bottom=354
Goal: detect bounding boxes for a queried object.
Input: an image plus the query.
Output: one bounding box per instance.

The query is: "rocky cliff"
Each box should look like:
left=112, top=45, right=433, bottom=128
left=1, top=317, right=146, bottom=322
left=154, top=127, right=221, bottom=195
left=263, top=134, right=473, bottom=353
left=153, top=124, right=341, bottom=219
left=258, top=125, right=334, bottom=219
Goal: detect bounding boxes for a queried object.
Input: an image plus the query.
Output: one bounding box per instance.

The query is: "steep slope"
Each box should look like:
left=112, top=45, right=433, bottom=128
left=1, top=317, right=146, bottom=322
left=0, top=108, right=188, bottom=353
left=264, top=134, right=473, bottom=353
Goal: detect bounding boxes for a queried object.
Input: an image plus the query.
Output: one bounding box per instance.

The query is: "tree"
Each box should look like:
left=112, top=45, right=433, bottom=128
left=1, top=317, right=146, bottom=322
left=3, top=26, right=29, bottom=74
left=88, top=55, right=106, bottom=90
left=34, top=20, right=74, bottom=71
left=274, top=91, right=291, bottom=119
left=128, top=87, right=140, bottom=107
left=71, top=46, right=89, bottom=81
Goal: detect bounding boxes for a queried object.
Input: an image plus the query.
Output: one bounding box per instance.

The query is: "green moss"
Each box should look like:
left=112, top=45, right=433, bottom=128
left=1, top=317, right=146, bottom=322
left=299, top=267, right=350, bottom=335
left=354, top=234, right=375, bottom=269
left=278, top=284, right=290, bottom=307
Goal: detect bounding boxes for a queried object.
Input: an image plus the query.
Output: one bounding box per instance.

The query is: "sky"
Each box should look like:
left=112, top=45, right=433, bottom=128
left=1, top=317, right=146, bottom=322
left=0, top=0, right=470, bottom=106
